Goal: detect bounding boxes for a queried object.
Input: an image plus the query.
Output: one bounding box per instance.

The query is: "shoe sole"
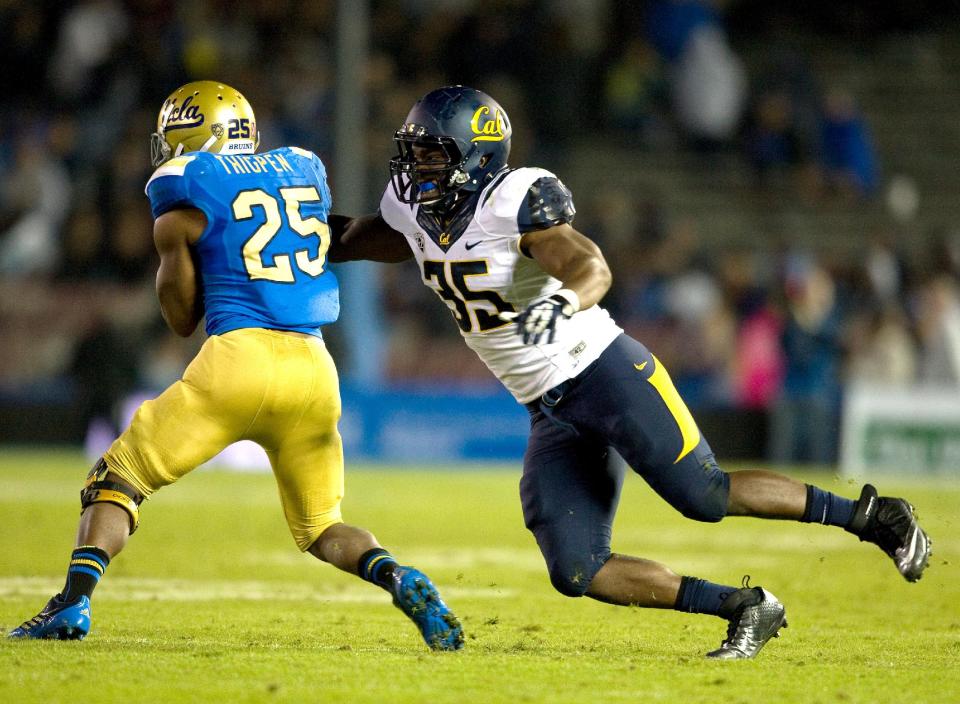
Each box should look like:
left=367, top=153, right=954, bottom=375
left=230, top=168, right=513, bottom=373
left=8, top=624, right=87, bottom=641
left=706, top=611, right=788, bottom=660
left=48, top=626, right=86, bottom=640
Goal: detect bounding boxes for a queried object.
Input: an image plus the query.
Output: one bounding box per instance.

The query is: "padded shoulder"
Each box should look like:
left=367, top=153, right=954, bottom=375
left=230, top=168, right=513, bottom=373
left=144, top=155, right=196, bottom=192
left=281, top=146, right=327, bottom=180
left=144, top=154, right=206, bottom=218
left=516, top=176, right=576, bottom=233
left=476, top=167, right=557, bottom=238
left=281, top=147, right=332, bottom=210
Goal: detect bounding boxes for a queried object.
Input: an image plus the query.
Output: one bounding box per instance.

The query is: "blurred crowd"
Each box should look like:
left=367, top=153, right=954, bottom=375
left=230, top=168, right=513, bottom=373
left=2, top=0, right=960, bottom=462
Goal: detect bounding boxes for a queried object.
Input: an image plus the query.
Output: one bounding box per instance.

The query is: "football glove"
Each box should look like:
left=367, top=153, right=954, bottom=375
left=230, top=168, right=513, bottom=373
left=500, top=289, right=580, bottom=345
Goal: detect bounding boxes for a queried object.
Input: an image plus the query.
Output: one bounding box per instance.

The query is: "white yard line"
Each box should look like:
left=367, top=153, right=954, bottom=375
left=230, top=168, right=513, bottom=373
left=0, top=577, right=515, bottom=602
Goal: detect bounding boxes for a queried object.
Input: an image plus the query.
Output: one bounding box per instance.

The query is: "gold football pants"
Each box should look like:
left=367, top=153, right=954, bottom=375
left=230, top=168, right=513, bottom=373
left=103, top=328, right=344, bottom=550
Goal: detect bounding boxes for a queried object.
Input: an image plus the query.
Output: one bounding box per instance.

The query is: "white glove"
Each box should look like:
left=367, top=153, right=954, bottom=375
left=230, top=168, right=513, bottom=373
left=500, top=289, right=580, bottom=345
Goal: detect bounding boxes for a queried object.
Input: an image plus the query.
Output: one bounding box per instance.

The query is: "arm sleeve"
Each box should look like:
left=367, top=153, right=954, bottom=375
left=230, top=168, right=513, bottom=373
left=516, top=176, right=576, bottom=233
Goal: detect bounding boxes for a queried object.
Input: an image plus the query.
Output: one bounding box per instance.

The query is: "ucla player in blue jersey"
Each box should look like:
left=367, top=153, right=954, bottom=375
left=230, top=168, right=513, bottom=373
left=9, top=81, right=463, bottom=651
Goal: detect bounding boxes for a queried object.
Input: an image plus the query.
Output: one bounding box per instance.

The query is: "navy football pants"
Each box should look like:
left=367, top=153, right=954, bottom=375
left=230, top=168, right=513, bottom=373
left=520, top=334, right=730, bottom=597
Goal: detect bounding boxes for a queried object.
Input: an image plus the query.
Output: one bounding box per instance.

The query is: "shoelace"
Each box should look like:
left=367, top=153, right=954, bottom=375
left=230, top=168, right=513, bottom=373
left=20, top=596, right=69, bottom=629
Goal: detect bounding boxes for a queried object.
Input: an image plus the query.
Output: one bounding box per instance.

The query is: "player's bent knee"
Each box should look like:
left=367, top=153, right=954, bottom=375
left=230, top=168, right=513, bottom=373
left=543, top=552, right=610, bottom=598
left=548, top=569, right=590, bottom=597
left=676, top=470, right=730, bottom=523
left=526, top=518, right=612, bottom=597
left=677, top=499, right=726, bottom=523
left=654, top=447, right=730, bottom=523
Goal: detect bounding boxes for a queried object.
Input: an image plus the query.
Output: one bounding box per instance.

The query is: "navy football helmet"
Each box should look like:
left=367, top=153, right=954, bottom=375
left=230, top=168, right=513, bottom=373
left=390, top=86, right=511, bottom=209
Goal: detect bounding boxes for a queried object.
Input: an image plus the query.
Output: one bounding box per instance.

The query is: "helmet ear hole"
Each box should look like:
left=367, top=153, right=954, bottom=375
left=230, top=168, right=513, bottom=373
left=479, top=154, right=491, bottom=168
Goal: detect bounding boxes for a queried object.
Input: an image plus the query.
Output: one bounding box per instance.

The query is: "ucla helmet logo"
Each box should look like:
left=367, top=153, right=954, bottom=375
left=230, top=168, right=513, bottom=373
left=151, top=80, right=259, bottom=167
left=164, top=95, right=205, bottom=130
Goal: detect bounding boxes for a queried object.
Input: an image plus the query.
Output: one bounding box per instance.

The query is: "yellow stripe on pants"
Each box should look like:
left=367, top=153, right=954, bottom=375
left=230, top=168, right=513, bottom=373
left=645, top=355, right=701, bottom=463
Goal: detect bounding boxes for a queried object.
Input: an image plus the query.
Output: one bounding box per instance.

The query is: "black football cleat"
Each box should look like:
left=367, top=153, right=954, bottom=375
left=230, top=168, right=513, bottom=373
left=846, top=484, right=932, bottom=582
left=706, top=585, right=787, bottom=660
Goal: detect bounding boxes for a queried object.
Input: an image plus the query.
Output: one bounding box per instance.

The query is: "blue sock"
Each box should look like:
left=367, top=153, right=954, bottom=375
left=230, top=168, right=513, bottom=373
left=801, top=484, right=856, bottom=527
left=62, top=546, right=110, bottom=602
left=358, top=548, right=399, bottom=593
left=674, top=577, right=737, bottom=617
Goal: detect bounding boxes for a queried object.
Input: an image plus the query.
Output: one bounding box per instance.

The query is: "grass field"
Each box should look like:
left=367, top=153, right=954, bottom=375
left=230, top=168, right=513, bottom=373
left=0, top=448, right=958, bottom=703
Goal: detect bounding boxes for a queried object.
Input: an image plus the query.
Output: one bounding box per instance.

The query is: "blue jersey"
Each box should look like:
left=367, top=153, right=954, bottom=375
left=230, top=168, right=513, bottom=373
left=144, top=147, right=339, bottom=337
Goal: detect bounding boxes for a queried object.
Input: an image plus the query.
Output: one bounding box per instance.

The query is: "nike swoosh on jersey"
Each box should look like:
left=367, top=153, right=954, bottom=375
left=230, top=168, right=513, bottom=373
left=464, top=241, right=482, bottom=251
left=634, top=361, right=647, bottom=371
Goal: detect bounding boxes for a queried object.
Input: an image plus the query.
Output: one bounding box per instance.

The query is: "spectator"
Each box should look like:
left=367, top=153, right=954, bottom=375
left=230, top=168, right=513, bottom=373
left=646, top=0, right=747, bottom=146
left=603, top=38, right=666, bottom=144
left=768, top=254, right=843, bottom=464
left=743, top=89, right=821, bottom=199
left=0, top=135, right=72, bottom=277
left=846, top=304, right=917, bottom=386
left=915, top=275, right=960, bottom=385
left=48, top=0, right=130, bottom=102
left=820, top=88, right=880, bottom=198
left=863, top=232, right=908, bottom=304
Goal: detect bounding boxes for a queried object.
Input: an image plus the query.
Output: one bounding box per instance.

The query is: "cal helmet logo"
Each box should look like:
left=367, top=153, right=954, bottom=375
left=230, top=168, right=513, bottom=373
left=470, top=106, right=506, bottom=142
left=164, top=95, right=204, bottom=131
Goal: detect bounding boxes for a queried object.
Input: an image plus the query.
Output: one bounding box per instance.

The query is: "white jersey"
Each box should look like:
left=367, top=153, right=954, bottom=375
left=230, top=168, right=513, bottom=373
left=379, top=167, right=622, bottom=403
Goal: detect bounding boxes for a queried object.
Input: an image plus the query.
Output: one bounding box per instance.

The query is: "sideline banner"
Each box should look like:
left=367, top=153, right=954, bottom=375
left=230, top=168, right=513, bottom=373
left=840, top=383, right=960, bottom=475
left=338, top=383, right=529, bottom=462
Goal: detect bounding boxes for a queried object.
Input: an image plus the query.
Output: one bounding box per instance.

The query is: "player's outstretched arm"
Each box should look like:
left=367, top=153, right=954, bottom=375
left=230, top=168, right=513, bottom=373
left=520, top=223, right=612, bottom=309
left=501, top=224, right=613, bottom=345
left=327, top=213, right=413, bottom=264
left=153, top=208, right=206, bottom=337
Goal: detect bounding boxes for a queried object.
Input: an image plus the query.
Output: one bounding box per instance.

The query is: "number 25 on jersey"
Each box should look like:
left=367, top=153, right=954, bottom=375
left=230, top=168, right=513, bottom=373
left=232, top=187, right=330, bottom=283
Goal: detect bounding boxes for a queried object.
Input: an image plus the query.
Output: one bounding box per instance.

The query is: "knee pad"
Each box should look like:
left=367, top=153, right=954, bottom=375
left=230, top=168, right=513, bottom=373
left=80, top=458, right=142, bottom=534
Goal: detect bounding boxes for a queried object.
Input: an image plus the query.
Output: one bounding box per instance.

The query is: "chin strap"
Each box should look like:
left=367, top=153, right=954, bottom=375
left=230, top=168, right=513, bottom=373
left=80, top=459, right=142, bottom=534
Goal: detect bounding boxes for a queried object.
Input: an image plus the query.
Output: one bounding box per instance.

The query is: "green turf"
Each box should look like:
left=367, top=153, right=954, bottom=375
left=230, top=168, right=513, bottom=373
left=0, top=448, right=958, bottom=703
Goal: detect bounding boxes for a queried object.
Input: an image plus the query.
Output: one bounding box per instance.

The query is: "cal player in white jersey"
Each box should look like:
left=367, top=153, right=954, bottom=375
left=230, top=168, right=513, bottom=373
left=328, top=86, right=932, bottom=659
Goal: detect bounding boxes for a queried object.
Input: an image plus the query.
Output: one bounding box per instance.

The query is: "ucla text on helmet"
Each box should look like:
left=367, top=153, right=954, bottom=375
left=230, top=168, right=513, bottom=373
left=151, top=81, right=259, bottom=167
